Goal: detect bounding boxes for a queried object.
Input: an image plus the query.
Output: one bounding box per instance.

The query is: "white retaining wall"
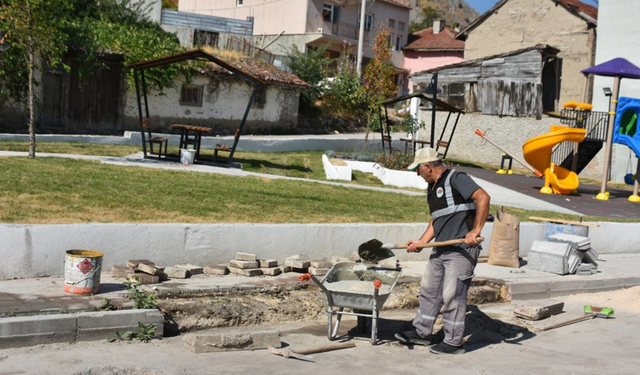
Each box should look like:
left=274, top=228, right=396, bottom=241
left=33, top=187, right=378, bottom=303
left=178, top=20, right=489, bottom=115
left=1, top=222, right=637, bottom=280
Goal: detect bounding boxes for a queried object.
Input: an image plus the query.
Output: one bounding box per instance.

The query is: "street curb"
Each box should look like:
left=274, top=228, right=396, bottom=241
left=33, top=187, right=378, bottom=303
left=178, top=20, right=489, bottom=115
left=0, top=309, right=163, bottom=349
left=506, top=276, right=640, bottom=301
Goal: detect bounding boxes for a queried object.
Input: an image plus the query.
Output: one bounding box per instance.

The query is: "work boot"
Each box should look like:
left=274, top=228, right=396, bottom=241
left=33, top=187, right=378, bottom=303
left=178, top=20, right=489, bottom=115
left=429, top=342, right=465, bottom=355
left=394, top=330, right=440, bottom=346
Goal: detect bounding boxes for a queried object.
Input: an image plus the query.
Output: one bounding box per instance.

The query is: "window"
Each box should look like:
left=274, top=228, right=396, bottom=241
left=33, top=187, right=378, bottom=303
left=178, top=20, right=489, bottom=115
left=358, top=13, right=373, bottom=31
left=180, top=85, right=203, bottom=106
left=388, top=19, right=395, bottom=29
left=395, top=35, right=402, bottom=51
left=236, top=0, right=243, bottom=6
left=323, top=3, right=334, bottom=22
left=193, top=30, right=219, bottom=48
left=253, top=86, right=266, bottom=109
left=398, top=21, right=405, bottom=31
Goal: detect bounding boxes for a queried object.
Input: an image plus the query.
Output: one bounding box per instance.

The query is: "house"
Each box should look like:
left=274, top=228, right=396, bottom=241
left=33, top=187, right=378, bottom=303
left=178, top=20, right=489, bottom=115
left=410, top=45, right=560, bottom=118
left=124, top=49, right=310, bottom=134
left=454, top=0, right=597, bottom=110
left=403, top=20, right=464, bottom=91
left=177, top=0, right=411, bottom=92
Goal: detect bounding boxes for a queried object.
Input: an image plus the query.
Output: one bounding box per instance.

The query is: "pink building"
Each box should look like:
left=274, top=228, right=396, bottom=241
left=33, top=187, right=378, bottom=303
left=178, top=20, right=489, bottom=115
left=403, top=21, right=465, bottom=90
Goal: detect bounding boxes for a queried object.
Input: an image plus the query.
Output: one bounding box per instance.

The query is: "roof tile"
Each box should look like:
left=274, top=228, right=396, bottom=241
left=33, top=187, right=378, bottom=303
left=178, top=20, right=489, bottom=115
left=403, top=27, right=465, bottom=51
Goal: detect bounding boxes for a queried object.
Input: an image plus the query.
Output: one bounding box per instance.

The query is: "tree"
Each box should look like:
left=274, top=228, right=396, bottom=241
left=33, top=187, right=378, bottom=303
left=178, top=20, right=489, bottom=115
left=0, top=0, right=72, bottom=158
left=323, top=41, right=365, bottom=116
left=360, top=26, right=397, bottom=128
left=281, top=43, right=333, bottom=115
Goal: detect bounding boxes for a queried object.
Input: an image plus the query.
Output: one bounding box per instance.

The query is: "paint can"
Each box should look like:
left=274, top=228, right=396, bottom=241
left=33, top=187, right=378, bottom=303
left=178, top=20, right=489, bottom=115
left=543, top=222, right=589, bottom=241
left=64, top=249, right=103, bottom=295
left=180, top=149, right=196, bottom=165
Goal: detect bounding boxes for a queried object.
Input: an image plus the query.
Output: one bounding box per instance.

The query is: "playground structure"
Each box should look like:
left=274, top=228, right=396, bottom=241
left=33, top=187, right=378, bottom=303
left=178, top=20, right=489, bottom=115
left=474, top=129, right=543, bottom=177
left=613, top=97, right=640, bottom=202
left=523, top=125, right=586, bottom=195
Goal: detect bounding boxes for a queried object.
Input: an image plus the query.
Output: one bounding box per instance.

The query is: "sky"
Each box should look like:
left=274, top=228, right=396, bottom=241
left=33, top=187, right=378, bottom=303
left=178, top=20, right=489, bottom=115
left=465, top=0, right=598, bottom=15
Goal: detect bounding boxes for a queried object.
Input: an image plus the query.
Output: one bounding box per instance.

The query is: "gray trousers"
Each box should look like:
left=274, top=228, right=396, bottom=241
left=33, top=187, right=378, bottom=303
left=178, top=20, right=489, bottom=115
left=412, top=245, right=481, bottom=346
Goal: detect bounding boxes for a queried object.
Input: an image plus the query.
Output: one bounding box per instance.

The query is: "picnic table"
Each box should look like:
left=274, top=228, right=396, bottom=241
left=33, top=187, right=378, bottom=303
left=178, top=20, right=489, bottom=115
left=170, top=124, right=212, bottom=161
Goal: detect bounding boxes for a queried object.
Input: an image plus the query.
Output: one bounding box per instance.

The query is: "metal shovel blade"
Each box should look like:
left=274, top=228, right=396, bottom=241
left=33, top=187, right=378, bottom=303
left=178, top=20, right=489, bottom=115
left=358, top=239, right=395, bottom=262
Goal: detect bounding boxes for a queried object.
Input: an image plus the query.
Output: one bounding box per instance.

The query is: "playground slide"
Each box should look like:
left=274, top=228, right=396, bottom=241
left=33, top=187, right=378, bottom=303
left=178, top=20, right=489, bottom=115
left=522, top=125, right=586, bottom=195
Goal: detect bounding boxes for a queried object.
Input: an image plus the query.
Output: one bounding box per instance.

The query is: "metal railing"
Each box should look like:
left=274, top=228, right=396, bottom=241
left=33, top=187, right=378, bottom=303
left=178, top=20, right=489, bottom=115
left=225, top=36, right=276, bottom=64
left=306, top=17, right=371, bottom=44
left=551, top=109, right=609, bottom=167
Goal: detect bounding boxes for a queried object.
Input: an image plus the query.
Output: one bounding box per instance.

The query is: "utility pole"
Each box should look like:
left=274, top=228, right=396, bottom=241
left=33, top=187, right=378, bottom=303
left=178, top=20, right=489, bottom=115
left=356, top=0, right=366, bottom=76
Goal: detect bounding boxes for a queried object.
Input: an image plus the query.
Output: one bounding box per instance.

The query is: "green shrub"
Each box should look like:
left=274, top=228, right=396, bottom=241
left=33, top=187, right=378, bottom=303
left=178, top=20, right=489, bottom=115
left=375, top=152, right=414, bottom=171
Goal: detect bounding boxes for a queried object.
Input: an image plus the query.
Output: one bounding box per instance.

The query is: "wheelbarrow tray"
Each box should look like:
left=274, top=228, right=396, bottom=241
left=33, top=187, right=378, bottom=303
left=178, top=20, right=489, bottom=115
left=321, top=262, right=401, bottom=311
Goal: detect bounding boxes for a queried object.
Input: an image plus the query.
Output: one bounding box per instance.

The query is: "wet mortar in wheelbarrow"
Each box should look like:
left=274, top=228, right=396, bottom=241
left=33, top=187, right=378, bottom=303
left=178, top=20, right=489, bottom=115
left=300, top=262, right=402, bottom=345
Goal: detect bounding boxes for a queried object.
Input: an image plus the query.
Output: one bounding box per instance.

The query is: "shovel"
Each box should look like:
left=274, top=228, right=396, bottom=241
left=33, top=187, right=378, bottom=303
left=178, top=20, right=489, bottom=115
left=358, top=237, right=485, bottom=262
left=267, top=342, right=356, bottom=361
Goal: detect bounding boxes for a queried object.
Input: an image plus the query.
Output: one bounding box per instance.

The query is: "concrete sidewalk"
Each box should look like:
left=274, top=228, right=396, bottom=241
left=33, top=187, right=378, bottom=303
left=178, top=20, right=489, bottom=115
left=2, top=254, right=639, bottom=349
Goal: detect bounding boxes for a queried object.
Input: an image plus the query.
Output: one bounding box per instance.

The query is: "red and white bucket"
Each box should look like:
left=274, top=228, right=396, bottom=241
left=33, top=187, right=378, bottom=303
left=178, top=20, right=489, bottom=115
left=64, top=250, right=103, bottom=295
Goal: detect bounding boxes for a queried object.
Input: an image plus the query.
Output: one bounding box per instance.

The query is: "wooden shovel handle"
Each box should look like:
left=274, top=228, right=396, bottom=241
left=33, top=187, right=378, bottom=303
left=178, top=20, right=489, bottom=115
left=391, top=237, right=484, bottom=249
left=295, top=342, right=356, bottom=355
left=529, top=216, right=599, bottom=227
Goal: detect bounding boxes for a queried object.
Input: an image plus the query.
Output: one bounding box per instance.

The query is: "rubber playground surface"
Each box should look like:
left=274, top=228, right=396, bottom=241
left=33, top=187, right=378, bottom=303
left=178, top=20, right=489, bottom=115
left=460, top=166, right=640, bottom=219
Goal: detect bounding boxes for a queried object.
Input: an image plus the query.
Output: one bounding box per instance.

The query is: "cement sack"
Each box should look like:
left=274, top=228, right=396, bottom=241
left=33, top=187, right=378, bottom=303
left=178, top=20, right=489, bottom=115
left=488, top=207, right=520, bottom=268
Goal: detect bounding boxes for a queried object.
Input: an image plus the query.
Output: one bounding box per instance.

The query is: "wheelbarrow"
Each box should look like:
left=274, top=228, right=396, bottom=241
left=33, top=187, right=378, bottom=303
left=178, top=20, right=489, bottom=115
left=299, top=262, right=402, bottom=345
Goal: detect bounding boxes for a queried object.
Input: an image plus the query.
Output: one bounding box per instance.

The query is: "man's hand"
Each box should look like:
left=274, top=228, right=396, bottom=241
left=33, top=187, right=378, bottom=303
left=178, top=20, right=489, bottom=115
left=465, top=230, right=482, bottom=246
left=406, top=240, right=424, bottom=253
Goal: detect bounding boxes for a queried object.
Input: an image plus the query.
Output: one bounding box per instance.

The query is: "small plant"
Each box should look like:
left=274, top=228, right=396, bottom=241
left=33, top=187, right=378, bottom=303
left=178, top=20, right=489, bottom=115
left=376, top=152, right=414, bottom=171
left=325, top=150, right=337, bottom=158
left=100, top=298, right=117, bottom=311
left=108, top=322, right=157, bottom=343
left=123, top=278, right=158, bottom=309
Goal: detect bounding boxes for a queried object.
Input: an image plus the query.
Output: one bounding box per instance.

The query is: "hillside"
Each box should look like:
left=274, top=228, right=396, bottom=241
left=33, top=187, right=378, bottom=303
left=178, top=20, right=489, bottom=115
left=409, top=0, right=480, bottom=29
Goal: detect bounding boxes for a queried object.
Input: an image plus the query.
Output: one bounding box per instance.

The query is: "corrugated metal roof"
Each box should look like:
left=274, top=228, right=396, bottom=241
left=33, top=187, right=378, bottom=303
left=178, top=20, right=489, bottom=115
left=161, top=9, right=253, bottom=35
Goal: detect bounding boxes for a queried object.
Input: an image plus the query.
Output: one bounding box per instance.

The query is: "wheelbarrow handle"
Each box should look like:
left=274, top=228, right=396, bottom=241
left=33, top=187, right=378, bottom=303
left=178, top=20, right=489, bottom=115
left=388, top=237, right=485, bottom=249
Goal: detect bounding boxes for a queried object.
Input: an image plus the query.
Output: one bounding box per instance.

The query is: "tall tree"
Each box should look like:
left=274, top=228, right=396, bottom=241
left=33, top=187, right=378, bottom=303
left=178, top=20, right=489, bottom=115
left=0, top=0, right=71, bottom=158
left=361, top=26, right=397, bottom=126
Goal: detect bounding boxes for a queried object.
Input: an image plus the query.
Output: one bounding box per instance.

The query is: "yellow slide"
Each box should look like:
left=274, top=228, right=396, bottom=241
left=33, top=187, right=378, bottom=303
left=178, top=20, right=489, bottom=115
left=522, top=125, right=586, bottom=195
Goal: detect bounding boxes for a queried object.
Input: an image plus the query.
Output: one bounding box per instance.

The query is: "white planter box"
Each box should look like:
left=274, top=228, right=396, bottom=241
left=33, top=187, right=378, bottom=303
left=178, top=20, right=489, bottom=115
left=322, top=154, right=352, bottom=181
left=372, top=163, right=428, bottom=189
left=344, top=160, right=376, bottom=173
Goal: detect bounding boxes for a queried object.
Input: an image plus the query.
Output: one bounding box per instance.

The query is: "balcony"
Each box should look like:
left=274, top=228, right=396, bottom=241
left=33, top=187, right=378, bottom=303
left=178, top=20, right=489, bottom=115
left=306, top=17, right=371, bottom=44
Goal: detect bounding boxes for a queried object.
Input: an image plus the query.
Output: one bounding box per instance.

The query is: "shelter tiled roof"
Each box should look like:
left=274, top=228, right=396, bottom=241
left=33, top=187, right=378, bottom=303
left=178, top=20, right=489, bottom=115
left=403, top=27, right=465, bottom=51
left=559, top=0, right=598, bottom=21
left=203, top=54, right=310, bottom=88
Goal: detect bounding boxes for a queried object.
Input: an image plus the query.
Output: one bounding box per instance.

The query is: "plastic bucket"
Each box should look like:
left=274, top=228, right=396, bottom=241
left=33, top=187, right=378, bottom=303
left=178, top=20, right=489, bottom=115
left=64, top=250, right=103, bottom=295
left=180, top=149, right=196, bottom=165
left=543, top=222, right=589, bottom=241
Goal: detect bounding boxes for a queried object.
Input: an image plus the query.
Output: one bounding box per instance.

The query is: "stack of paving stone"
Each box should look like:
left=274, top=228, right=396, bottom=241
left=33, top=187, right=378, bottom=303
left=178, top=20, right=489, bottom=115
left=110, top=260, right=206, bottom=283
left=228, top=252, right=263, bottom=277
left=528, top=233, right=598, bottom=276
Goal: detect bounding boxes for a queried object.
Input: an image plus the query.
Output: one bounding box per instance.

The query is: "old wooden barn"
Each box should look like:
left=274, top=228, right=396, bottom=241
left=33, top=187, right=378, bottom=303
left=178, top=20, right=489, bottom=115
left=410, top=44, right=561, bottom=118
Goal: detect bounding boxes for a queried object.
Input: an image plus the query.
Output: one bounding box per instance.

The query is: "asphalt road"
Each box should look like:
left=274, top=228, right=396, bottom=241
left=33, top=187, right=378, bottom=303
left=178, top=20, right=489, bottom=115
left=1, top=298, right=638, bottom=375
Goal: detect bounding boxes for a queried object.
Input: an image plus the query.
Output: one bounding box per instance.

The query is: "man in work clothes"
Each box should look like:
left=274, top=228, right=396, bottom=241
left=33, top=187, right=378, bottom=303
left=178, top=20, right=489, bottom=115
left=395, top=147, right=490, bottom=355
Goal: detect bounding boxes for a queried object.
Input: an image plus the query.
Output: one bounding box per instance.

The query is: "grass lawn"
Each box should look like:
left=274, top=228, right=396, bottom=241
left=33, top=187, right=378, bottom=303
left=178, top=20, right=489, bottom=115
left=0, top=141, right=627, bottom=224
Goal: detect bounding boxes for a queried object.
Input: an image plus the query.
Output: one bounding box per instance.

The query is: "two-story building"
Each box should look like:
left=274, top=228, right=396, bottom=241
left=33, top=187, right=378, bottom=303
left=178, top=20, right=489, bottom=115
left=178, top=0, right=411, bottom=92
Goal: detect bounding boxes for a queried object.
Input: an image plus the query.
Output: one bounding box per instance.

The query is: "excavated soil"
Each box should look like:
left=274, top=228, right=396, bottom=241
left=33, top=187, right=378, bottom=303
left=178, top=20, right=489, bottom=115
left=158, top=278, right=505, bottom=337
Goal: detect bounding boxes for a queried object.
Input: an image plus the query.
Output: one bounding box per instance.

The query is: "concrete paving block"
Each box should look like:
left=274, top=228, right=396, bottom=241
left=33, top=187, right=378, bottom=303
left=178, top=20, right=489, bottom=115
left=578, top=263, right=596, bottom=272
left=0, top=314, right=76, bottom=349
left=236, top=252, right=258, bottom=261
left=568, top=250, right=581, bottom=274
left=137, top=263, right=158, bottom=275
left=528, top=241, right=571, bottom=275
left=331, top=256, right=351, bottom=264
left=230, top=259, right=259, bottom=269
left=111, top=265, right=135, bottom=278
left=176, top=264, right=204, bottom=275
left=259, top=259, right=278, bottom=268
left=507, top=281, right=551, bottom=301
left=309, top=267, right=330, bottom=276
left=262, top=267, right=282, bottom=276
left=228, top=267, right=263, bottom=277
left=290, top=267, right=309, bottom=273
left=310, top=259, right=333, bottom=269
left=76, top=309, right=164, bottom=342
left=285, top=260, right=310, bottom=269
left=514, top=299, right=564, bottom=320
left=126, top=260, right=155, bottom=270
left=127, top=274, right=160, bottom=285
left=279, top=266, right=291, bottom=273
left=581, top=248, right=599, bottom=266
left=548, top=233, right=591, bottom=250
left=165, top=267, right=189, bottom=279
left=204, top=264, right=229, bottom=275
left=183, top=327, right=281, bottom=353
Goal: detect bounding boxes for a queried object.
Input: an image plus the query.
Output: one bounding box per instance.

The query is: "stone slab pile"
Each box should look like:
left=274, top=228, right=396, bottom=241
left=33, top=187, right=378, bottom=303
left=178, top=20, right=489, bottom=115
left=528, top=234, right=598, bottom=276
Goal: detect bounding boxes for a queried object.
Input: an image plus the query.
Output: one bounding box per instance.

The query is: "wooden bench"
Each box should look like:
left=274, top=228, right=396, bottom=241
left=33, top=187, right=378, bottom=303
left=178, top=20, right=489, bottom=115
left=213, top=129, right=240, bottom=163
left=142, top=118, right=168, bottom=158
